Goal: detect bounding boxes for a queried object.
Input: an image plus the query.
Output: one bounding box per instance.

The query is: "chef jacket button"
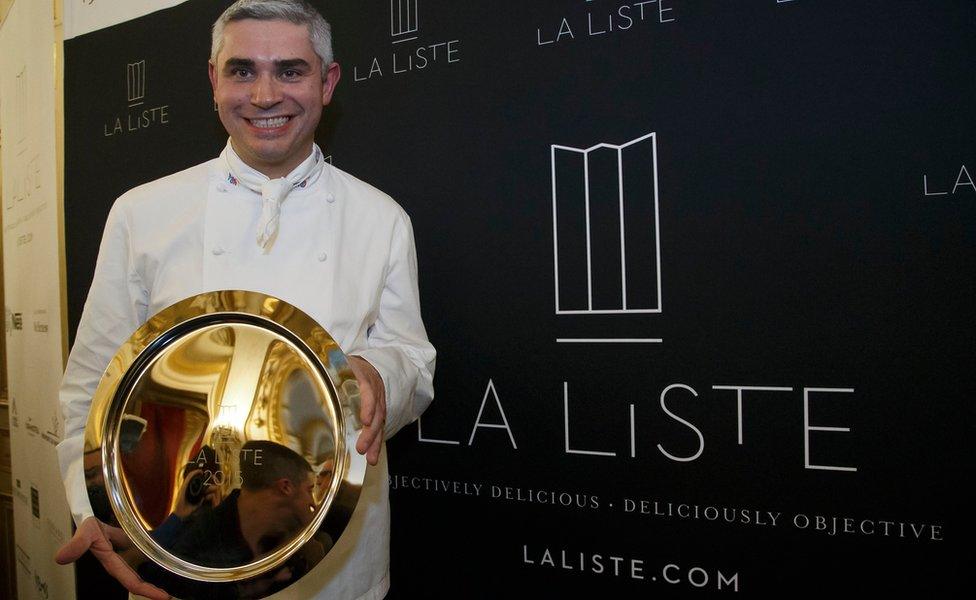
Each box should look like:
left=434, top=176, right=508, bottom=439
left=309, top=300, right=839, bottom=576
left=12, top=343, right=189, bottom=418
left=317, top=252, right=328, bottom=262
left=212, top=247, right=225, bottom=256
left=326, top=195, right=336, bottom=203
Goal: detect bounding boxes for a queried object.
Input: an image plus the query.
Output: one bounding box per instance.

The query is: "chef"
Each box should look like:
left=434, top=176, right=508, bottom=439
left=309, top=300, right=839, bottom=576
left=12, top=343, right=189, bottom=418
left=53, top=2, right=436, bottom=599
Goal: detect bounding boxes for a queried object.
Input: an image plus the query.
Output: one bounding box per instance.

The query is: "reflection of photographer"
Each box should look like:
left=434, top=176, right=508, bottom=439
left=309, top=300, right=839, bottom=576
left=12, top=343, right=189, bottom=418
left=138, top=441, right=317, bottom=599
left=185, top=445, right=218, bottom=504
left=150, top=445, right=224, bottom=553
left=178, top=445, right=222, bottom=517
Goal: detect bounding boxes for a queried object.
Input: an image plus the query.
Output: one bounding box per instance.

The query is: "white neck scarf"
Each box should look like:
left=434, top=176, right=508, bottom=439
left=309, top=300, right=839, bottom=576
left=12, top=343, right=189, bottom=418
left=220, top=141, right=324, bottom=253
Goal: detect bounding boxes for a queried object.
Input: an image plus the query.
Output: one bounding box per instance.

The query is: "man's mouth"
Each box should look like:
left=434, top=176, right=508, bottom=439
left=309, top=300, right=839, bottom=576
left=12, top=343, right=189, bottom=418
left=249, top=116, right=290, bottom=129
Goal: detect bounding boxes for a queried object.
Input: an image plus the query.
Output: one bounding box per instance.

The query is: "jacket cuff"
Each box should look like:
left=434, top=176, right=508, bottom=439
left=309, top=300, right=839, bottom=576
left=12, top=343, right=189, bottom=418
left=56, top=434, right=95, bottom=526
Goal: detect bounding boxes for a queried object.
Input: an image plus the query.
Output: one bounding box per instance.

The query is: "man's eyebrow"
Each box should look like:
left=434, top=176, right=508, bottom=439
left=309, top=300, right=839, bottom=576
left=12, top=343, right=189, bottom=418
left=222, top=57, right=256, bottom=71
left=221, top=58, right=311, bottom=72
left=275, top=58, right=312, bottom=70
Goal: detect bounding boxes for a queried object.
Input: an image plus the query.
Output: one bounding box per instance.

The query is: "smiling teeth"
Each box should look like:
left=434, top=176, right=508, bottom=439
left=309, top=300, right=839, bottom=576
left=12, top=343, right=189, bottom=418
left=251, top=116, right=289, bottom=128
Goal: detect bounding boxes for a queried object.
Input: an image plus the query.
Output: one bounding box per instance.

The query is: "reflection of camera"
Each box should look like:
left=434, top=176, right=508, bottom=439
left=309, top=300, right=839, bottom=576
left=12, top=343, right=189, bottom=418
left=184, top=445, right=218, bottom=505
left=119, top=415, right=148, bottom=453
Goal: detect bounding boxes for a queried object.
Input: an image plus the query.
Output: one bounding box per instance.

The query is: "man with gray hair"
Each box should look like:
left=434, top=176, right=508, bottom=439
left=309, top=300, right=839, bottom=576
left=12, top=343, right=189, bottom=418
left=54, top=2, right=436, bottom=599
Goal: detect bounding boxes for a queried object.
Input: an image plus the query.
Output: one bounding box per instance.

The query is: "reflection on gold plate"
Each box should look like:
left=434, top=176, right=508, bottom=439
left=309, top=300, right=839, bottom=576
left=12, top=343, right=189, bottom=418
left=84, top=291, right=365, bottom=598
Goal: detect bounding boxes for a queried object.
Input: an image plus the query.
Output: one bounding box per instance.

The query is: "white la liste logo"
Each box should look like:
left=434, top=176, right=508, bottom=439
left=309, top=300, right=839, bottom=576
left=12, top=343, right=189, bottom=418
left=537, top=0, right=676, bottom=47
left=353, top=0, right=461, bottom=82
left=103, top=59, right=171, bottom=137
left=390, top=0, right=419, bottom=39
left=126, top=60, right=146, bottom=105
left=551, top=132, right=662, bottom=315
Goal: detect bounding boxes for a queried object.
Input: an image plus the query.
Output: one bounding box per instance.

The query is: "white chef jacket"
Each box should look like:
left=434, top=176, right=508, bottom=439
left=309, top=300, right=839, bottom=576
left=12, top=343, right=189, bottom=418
left=56, top=147, right=436, bottom=600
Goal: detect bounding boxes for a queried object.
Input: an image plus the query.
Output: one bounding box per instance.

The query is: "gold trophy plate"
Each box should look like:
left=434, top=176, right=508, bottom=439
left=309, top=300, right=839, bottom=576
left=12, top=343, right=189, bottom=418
left=83, top=291, right=365, bottom=598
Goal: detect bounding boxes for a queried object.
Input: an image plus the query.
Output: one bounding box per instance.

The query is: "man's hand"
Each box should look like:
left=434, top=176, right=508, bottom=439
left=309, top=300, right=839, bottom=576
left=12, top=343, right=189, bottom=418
left=348, top=356, right=386, bottom=466
left=54, top=517, right=170, bottom=600
left=174, top=469, right=220, bottom=518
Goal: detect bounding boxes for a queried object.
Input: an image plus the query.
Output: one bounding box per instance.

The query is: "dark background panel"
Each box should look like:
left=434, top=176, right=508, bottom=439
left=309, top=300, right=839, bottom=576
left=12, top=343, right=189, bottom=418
left=64, top=0, right=974, bottom=596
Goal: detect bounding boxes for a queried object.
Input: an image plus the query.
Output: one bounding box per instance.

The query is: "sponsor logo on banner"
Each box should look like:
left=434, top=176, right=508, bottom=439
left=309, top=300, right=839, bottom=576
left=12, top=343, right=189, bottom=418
left=13, top=479, right=29, bottom=506
left=536, top=0, right=676, bottom=47
left=34, top=573, right=51, bottom=599
left=45, top=517, right=67, bottom=545
left=32, top=308, right=48, bottom=333
left=551, top=132, right=662, bottom=316
left=9, top=396, right=18, bottom=428
left=353, top=0, right=461, bottom=82
left=25, top=417, right=40, bottom=438
left=42, top=410, right=62, bottom=446
left=103, top=59, right=171, bottom=137
left=12, top=65, right=28, bottom=147
left=7, top=65, right=42, bottom=209
left=923, top=164, right=975, bottom=197
left=8, top=155, right=42, bottom=208
left=31, top=484, right=41, bottom=521
left=16, top=543, right=31, bottom=575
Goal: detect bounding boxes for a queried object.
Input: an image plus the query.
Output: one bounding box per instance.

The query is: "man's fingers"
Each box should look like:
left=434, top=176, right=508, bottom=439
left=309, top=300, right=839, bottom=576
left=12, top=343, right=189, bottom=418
left=103, top=524, right=131, bottom=549
left=91, top=543, right=170, bottom=600
left=349, top=356, right=383, bottom=427
left=360, top=389, right=375, bottom=426
left=355, top=371, right=376, bottom=426
left=55, top=518, right=170, bottom=600
left=356, top=422, right=380, bottom=456
left=366, top=428, right=383, bottom=465
left=369, top=393, right=385, bottom=464
left=376, top=394, right=386, bottom=425
left=55, top=517, right=105, bottom=564
left=359, top=405, right=385, bottom=465
left=349, top=355, right=385, bottom=465
left=55, top=527, right=94, bottom=565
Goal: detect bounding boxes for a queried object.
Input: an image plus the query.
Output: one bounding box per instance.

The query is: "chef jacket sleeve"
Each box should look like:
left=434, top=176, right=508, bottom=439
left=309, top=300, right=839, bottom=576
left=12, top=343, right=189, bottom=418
left=56, top=199, right=149, bottom=526
left=352, top=210, right=436, bottom=440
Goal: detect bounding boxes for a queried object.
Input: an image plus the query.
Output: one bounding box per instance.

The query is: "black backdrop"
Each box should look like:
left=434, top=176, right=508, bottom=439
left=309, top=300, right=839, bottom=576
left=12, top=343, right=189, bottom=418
left=64, top=0, right=972, bottom=596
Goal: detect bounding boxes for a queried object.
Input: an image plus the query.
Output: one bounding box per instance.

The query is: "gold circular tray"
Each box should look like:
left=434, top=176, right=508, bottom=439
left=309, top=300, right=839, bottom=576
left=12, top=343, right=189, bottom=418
left=83, top=291, right=365, bottom=598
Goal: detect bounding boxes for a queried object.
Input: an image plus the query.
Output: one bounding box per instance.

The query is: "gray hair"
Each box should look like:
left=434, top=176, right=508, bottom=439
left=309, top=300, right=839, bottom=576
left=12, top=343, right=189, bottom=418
left=211, top=0, right=334, bottom=76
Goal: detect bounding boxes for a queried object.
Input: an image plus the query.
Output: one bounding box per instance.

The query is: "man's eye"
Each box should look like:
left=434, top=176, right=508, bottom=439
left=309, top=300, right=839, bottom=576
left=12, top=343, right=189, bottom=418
left=281, top=69, right=302, bottom=79
left=231, top=68, right=252, bottom=78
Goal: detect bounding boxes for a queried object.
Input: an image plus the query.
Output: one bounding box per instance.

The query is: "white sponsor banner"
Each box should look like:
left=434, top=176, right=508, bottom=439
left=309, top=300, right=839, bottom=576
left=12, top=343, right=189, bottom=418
left=64, top=0, right=187, bottom=39
left=1, top=1, right=75, bottom=598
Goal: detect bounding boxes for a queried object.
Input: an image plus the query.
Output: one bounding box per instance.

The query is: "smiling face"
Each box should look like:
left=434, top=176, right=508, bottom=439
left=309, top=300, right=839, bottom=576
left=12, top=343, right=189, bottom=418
left=209, top=18, right=340, bottom=178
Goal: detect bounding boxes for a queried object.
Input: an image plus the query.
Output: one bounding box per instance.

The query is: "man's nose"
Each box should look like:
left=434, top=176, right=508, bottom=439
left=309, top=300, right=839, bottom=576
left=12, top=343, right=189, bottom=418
left=250, top=73, right=282, bottom=108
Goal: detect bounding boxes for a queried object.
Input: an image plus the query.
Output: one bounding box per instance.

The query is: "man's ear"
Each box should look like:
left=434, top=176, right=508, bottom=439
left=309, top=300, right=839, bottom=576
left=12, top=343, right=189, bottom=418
left=276, top=478, right=294, bottom=496
left=208, top=61, right=218, bottom=96
left=321, top=61, right=341, bottom=106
